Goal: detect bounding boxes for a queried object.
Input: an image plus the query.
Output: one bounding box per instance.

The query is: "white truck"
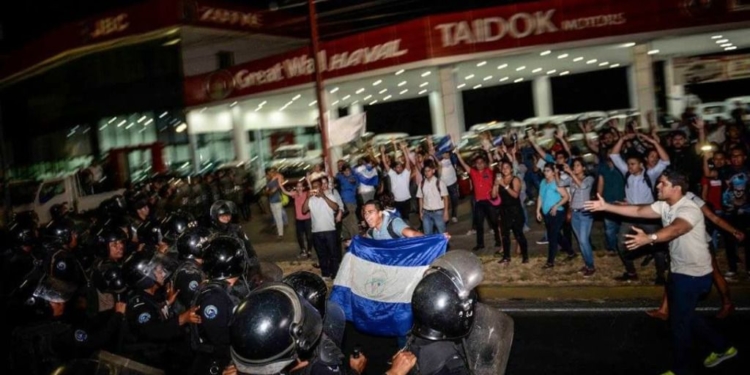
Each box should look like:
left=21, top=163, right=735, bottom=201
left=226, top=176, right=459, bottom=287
left=11, top=173, right=125, bottom=224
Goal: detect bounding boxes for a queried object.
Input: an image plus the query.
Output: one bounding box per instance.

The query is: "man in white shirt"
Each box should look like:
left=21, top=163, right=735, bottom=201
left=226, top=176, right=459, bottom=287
left=302, top=179, right=340, bottom=280
left=382, top=145, right=412, bottom=221
left=417, top=161, right=449, bottom=235
left=585, top=170, right=736, bottom=375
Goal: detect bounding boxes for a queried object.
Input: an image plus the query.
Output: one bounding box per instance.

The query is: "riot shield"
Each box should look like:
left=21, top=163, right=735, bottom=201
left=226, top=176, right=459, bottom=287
left=463, top=303, right=514, bottom=375
left=95, top=351, right=165, bottom=375
left=428, top=250, right=483, bottom=299
left=323, top=301, right=346, bottom=347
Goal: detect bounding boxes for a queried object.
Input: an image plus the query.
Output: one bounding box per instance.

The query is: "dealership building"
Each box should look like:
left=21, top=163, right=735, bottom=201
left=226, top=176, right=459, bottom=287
left=2, top=0, right=749, bottom=181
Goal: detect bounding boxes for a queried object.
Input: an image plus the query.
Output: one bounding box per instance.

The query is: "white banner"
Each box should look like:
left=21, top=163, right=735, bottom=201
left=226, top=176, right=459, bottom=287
left=327, top=112, right=366, bottom=148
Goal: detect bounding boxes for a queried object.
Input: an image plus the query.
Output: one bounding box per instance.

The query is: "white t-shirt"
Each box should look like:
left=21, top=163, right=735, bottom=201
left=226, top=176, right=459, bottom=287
left=308, top=194, right=337, bottom=233
left=388, top=169, right=412, bottom=202
left=440, top=159, right=458, bottom=186
left=650, top=196, right=712, bottom=277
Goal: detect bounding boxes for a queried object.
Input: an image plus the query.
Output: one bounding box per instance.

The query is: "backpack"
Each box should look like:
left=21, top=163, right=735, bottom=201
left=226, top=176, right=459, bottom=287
left=420, top=177, right=442, bottom=195
left=367, top=216, right=403, bottom=239
left=625, top=170, right=657, bottom=201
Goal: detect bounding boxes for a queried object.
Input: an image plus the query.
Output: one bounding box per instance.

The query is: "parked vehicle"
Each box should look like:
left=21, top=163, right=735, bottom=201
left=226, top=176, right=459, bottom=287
left=698, top=102, right=730, bottom=123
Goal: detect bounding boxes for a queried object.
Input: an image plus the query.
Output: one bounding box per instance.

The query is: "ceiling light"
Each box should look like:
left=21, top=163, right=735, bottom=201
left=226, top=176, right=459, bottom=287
left=162, top=38, right=180, bottom=46
left=532, top=68, right=542, bottom=73
left=384, top=95, right=392, bottom=100
left=711, top=35, right=723, bottom=39
left=126, top=122, right=135, bottom=129
left=622, top=42, right=636, bottom=47
left=144, top=119, right=153, bottom=125
left=421, top=71, right=431, bottom=77
left=137, top=116, right=147, bottom=123
left=117, top=120, right=127, bottom=127
left=465, top=74, right=475, bottom=80
left=513, top=78, right=523, bottom=83
left=259, top=101, right=267, bottom=106
left=99, top=124, right=108, bottom=130
left=364, top=95, right=372, bottom=100
left=721, top=43, right=733, bottom=47
left=497, top=64, right=508, bottom=69
left=419, top=89, right=427, bottom=94
left=716, top=39, right=729, bottom=44
left=610, top=64, right=621, bottom=68
left=473, top=84, right=482, bottom=89
left=200, top=107, right=207, bottom=113
left=230, top=101, right=238, bottom=107
left=483, top=75, right=493, bottom=81
left=400, top=89, right=408, bottom=95
left=557, top=53, right=569, bottom=59
left=176, top=123, right=187, bottom=133
left=560, top=71, right=570, bottom=76
left=420, top=82, right=429, bottom=87
left=573, top=57, right=584, bottom=62
left=540, top=50, right=551, bottom=56
left=343, top=95, right=351, bottom=100
left=291, top=94, right=300, bottom=101
left=332, top=100, right=340, bottom=105
left=516, top=66, right=526, bottom=71
left=369, top=100, right=378, bottom=105
left=372, top=80, right=382, bottom=86
left=330, top=87, right=339, bottom=93
left=109, top=117, right=117, bottom=123
left=356, top=88, right=365, bottom=94
left=647, top=49, right=659, bottom=55
left=379, top=89, right=388, bottom=94
left=457, top=83, right=466, bottom=89
left=351, top=100, right=359, bottom=105
left=586, top=59, right=598, bottom=64
left=547, top=69, right=557, bottom=74
left=599, top=61, right=609, bottom=66
left=725, top=46, right=737, bottom=50
left=476, top=61, right=487, bottom=67
left=308, top=100, right=317, bottom=106
left=398, top=81, right=407, bottom=86
left=499, top=77, right=509, bottom=82
left=395, top=69, right=405, bottom=75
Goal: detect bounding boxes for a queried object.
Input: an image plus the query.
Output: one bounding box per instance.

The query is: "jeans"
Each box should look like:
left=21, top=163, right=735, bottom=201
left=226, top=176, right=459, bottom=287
left=543, top=212, right=572, bottom=264
left=571, top=210, right=595, bottom=269
left=474, top=200, right=501, bottom=247
left=422, top=209, right=446, bottom=235
left=295, top=219, right=312, bottom=252
left=269, top=202, right=284, bottom=236
left=603, top=215, right=621, bottom=252
left=669, top=273, right=729, bottom=375
left=446, top=183, right=460, bottom=219
left=500, top=205, right=528, bottom=260
left=312, top=230, right=341, bottom=278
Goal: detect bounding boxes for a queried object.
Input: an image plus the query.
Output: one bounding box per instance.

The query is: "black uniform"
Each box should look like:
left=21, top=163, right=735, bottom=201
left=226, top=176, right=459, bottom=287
left=407, top=337, right=470, bottom=375
left=124, top=290, right=184, bottom=369
left=171, top=259, right=205, bottom=313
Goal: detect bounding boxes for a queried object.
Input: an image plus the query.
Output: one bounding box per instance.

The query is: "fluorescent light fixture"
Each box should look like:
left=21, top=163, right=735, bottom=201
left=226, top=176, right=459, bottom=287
left=560, top=71, right=570, bottom=76
left=369, top=100, right=378, bottom=105
left=330, top=87, right=339, bottom=93
left=421, top=71, right=431, bottom=77
left=99, top=124, right=108, bottom=130
left=398, top=81, right=407, bottom=87
left=373, top=80, right=382, bottom=86
left=711, top=35, right=723, bottom=39
left=117, top=120, right=127, bottom=127
left=176, top=123, right=187, bottom=133
left=586, top=59, right=597, bottom=64
left=513, top=78, right=523, bottom=83
left=621, top=42, right=636, bottom=47
left=483, top=75, right=493, bottom=80
left=547, top=69, right=557, bottom=74
left=465, top=74, right=475, bottom=80
left=476, top=61, right=487, bottom=67
left=126, top=122, right=135, bottom=129
left=144, top=119, right=154, bottom=125
left=356, top=88, right=365, bottom=94
left=379, top=89, right=388, bottom=94
left=516, top=66, right=526, bottom=71
left=721, top=43, right=733, bottom=47
left=540, top=50, right=551, bottom=56
left=499, top=77, right=509, bottom=82
left=573, top=57, right=584, bottom=62
left=725, top=46, right=737, bottom=50
left=599, top=61, right=609, bottom=66
left=230, top=101, right=238, bottom=107
left=457, top=84, right=466, bottom=89
left=162, top=38, right=180, bottom=46
left=395, top=69, right=405, bottom=75
left=384, top=95, right=392, bottom=100
left=308, top=100, right=317, bottom=106
left=332, top=100, right=340, bottom=105
left=343, top=95, right=351, bottom=100
left=400, top=89, right=408, bottom=95
left=497, top=64, right=508, bottom=69
left=364, top=95, right=372, bottom=100
left=647, top=49, right=659, bottom=55
left=420, top=82, right=429, bottom=87
left=108, top=117, right=117, bottom=123
left=473, top=84, right=482, bottom=89
left=259, top=101, right=267, bottom=106
left=419, top=89, right=427, bottom=94
left=351, top=100, right=359, bottom=105
left=532, top=68, right=542, bottom=73
left=716, top=39, right=729, bottom=44
left=292, top=94, right=301, bottom=100
left=557, top=53, right=569, bottom=59
left=610, top=64, right=621, bottom=68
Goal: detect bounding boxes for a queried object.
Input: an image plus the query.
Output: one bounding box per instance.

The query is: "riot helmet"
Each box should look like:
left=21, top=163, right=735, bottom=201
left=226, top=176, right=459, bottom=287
left=98, top=195, right=128, bottom=218
left=136, top=220, right=163, bottom=246
left=229, top=283, right=323, bottom=375
left=93, top=261, right=128, bottom=295
left=8, top=219, right=38, bottom=247
left=176, top=226, right=212, bottom=260
left=411, top=251, right=484, bottom=341
left=122, top=251, right=175, bottom=290
left=201, top=235, right=245, bottom=280
left=161, top=210, right=197, bottom=244
left=43, top=218, right=77, bottom=248
left=50, top=203, right=70, bottom=221
left=95, top=227, right=127, bottom=261
left=209, top=200, right=238, bottom=230
left=23, top=274, right=77, bottom=318
left=282, top=271, right=328, bottom=318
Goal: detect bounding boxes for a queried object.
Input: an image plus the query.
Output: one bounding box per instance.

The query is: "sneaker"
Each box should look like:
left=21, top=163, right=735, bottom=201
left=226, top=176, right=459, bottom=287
left=536, top=239, right=549, bottom=245
left=542, top=262, right=554, bottom=269
left=297, top=251, right=309, bottom=259
left=583, top=268, right=596, bottom=277
left=451, top=217, right=458, bottom=223
left=614, top=272, right=638, bottom=282
left=466, top=229, right=476, bottom=236
left=522, top=258, right=530, bottom=264
left=471, top=245, right=485, bottom=251
left=563, top=253, right=578, bottom=262
left=525, top=200, right=535, bottom=206
left=523, top=225, right=530, bottom=233
left=724, top=271, right=736, bottom=278
left=498, top=258, right=511, bottom=265
left=577, top=266, right=588, bottom=273
left=703, top=346, right=738, bottom=368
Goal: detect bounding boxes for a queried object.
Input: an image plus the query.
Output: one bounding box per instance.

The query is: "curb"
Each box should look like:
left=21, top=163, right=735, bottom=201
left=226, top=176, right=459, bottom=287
left=476, top=284, right=750, bottom=301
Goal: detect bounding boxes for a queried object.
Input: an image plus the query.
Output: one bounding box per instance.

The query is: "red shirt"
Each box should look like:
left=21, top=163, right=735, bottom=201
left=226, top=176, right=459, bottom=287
left=469, top=168, right=494, bottom=201
left=701, top=176, right=723, bottom=211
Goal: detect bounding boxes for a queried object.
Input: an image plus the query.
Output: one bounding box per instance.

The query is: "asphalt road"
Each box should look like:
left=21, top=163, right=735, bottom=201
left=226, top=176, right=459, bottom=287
left=341, top=301, right=749, bottom=375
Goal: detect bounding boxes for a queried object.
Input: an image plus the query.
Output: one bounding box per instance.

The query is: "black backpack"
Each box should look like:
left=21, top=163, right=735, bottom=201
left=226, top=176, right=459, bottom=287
left=367, top=216, right=403, bottom=239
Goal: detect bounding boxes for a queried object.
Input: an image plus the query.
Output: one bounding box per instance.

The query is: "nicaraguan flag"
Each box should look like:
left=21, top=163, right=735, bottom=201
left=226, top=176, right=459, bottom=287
left=436, top=135, right=453, bottom=154
left=329, top=235, right=448, bottom=336
left=493, top=135, right=504, bottom=146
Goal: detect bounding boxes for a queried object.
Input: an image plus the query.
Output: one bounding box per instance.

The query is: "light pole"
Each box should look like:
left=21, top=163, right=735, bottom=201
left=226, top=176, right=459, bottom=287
left=307, top=0, right=332, bottom=174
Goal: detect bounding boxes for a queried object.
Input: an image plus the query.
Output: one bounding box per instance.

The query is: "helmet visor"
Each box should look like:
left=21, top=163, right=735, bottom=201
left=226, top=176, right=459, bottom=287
left=33, top=276, right=77, bottom=303
left=427, top=250, right=483, bottom=299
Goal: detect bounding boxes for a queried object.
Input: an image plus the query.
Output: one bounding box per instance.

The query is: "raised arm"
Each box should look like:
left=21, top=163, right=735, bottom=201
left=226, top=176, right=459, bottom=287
left=527, top=133, right=550, bottom=161
left=640, top=133, right=669, bottom=162
left=555, top=128, right=572, bottom=158
left=454, top=148, right=471, bottom=173
left=580, top=120, right=600, bottom=154
left=381, top=146, right=391, bottom=173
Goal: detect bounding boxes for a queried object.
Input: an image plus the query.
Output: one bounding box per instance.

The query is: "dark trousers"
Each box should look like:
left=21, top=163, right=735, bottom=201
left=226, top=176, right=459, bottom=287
left=619, top=221, right=668, bottom=276
left=669, top=273, right=729, bottom=375
left=312, top=231, right=341, bottom=278
left=543, top=212, right=573, bottom=264
left=295, top=219, right=312, bottom=252
left=500, top=205, right=528, bottom=260
left=447, top=183, right=460, bottom=219
left=474, top=200, right=501, bottom=247
left=394, top=199, right=411, bottom=222
left=724, top=214, right=749, bottom=273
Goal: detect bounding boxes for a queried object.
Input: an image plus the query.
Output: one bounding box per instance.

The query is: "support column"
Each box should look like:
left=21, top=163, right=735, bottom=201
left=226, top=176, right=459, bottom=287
left=532, top=76, right=553, bottom=117
left=186, top=121, right=200, bottom=174
left=349, top=103, right=363, bottom=115
left=438, top=65, right=465, bottom=140
left=326, top=92, right=343, bottom=172
left=429, top=91, right=446, bottom=136
left=664, top=58, right=685, bottom=118
left=631, top=44, right=656, bottom=115
left=231, top=106, right=248, bottom=162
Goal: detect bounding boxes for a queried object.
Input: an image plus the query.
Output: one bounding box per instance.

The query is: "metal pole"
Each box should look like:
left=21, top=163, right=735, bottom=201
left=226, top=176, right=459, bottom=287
left=307, top=0, right=332, bottom=174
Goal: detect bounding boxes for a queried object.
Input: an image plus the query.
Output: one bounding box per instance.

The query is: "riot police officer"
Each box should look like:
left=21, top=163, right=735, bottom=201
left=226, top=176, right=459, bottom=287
left=1, top=218, right=43, bottom=298
left=191, top=235, right=253, bottom=374
left=161, top=210, right=198, bottom=246
left=171, top=226, right=211, bottom=313
left=42, top=218, right=87, bottom=286
left=209, top=200, right=259, bottom=275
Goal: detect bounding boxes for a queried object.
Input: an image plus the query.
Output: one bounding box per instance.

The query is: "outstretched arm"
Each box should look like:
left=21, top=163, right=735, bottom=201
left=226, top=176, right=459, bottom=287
left=584, top=193, right=660, bottom=219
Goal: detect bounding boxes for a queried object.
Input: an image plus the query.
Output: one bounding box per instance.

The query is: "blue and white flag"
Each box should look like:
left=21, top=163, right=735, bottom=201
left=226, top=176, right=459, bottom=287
left=493, top=135, right=504, bottom=146
left=329, top=235, right=448, bottom=337
left=435, top=135, right=453, bottom=154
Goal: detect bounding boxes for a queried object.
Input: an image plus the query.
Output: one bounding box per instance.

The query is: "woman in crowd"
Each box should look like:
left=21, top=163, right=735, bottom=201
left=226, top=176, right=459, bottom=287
left=493, top=159, right=528, bottom=264
left=536, top=162, right=574, bottom=269
left=279, top=180, right=312, bottom=258
left=563, top=158, right=596, bottom=276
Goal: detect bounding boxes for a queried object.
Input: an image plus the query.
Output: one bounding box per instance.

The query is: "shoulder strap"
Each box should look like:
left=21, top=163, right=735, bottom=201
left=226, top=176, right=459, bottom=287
left=387, top=219, right=400, bottom=239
